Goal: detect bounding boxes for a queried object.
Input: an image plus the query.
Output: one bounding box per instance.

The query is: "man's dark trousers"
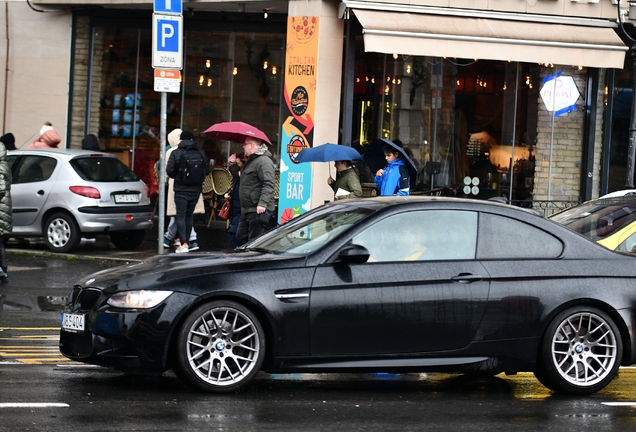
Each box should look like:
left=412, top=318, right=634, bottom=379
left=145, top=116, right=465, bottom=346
left=174, top=191, right=200, bottom=245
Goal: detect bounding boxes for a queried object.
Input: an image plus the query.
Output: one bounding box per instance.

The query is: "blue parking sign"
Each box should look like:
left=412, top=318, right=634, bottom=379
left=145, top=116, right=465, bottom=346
left=154, top=0, right=182, bottom=15
left=152, top=14, right=182, bottom=69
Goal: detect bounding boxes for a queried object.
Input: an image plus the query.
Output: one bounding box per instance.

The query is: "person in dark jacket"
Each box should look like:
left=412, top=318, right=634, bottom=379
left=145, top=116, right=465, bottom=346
left=166, top=131, right=209, bottom=253
left=81, top=134, right=100, bottom=151
left=0, top=133, right=15, bottom=151
left=236, top=137, right=276, bottom=245
left=0, top=142, right=11, bottom=281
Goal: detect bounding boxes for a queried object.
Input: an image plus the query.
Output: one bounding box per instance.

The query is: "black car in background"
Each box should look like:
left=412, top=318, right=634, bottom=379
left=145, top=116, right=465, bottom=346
left=60, top=197, right=636, bottom=395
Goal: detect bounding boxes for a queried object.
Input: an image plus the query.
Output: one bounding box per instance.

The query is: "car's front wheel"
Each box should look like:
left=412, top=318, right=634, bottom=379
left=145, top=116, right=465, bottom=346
left=174, top=300, right=265, bottom=393
left=109, top=230, right=146, bottom=250
left=535, top=306, right=622, bottom=395
left=44, top=212, right=81, bottom=253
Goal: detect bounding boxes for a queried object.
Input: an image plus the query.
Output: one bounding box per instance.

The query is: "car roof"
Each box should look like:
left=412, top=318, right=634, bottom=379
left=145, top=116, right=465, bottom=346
left=8, top=148, right=117, bottom=158
left=339, top=195, right=542, bottom=214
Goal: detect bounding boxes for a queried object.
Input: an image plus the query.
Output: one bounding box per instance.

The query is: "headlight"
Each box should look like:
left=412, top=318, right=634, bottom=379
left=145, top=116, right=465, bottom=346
left=106, top=290, right=173, bottom=309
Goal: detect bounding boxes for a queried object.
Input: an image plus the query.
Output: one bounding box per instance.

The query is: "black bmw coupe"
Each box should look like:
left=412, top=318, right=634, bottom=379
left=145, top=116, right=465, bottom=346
left=60, top=197, right=636, bottom=395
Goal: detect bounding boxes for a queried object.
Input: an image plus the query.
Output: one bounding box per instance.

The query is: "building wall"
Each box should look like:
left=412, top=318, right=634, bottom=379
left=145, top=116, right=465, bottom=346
left=1, top=2, right=71, bottom=148
left=35, top=0, right=625, bottom=19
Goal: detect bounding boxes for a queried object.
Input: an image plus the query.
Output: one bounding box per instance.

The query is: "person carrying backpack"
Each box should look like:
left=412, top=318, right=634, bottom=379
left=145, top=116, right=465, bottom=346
left=166, top=131, right=209, bottom=253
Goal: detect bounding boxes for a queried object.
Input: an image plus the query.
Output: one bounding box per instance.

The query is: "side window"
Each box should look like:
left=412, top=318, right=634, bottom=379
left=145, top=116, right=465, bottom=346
left=6, top=155, right=16, bottom=169
left=478, top=213, right=563, bottom=259
left=617, top=232, right=636, bottom=254
left=351, top=210, right=478, bottom=262
left=13, top=156, right=57, bottom=184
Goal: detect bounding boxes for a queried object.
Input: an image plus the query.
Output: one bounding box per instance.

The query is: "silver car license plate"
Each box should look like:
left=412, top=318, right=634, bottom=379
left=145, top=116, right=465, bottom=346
left=61, top=313, right=85, bottom=332
left=114, top=194, right=139, bottom=203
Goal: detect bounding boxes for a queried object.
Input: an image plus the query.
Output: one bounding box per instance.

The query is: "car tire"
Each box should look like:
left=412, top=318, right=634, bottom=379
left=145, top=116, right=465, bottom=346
left=535, top=306, right=622, bottom=395
left=174, top=300, right=265, bottom=393
left=109, top=230, right=146, bottom=250
left=44, top=212, right=81, bottom=253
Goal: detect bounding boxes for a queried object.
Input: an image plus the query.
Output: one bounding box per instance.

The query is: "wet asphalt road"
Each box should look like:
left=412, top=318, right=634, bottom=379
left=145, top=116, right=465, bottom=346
left=2, top=244, right=636, bottom=431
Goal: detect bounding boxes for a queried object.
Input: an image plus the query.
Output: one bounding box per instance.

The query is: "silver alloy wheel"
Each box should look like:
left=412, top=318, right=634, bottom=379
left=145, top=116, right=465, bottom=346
left=47, top=217, right=71, bottom=248
left=550, top=311, right=618, bottom=387
left=185, top=306, right=261, bottom=387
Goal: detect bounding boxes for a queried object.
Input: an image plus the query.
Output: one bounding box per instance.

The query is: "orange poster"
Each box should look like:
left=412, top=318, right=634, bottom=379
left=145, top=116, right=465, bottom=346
left=278, top=16, right=319, bottom=224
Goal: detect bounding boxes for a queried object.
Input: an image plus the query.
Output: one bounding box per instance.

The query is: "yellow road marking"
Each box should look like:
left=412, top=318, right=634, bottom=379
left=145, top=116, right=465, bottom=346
left=0, top=328, right=67, bottom=365
left=0, top=346, right=58, bottom=349
left=19, top=358, right=70, bottom=364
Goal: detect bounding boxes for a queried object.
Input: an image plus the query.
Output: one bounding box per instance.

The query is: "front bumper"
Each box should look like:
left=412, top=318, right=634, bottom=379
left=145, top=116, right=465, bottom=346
left=59, top=291, right=198, bottom=373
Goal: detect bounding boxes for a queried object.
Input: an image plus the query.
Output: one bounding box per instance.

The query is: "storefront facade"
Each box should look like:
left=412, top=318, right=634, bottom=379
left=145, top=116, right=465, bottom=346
left=2, top=0, right=632, bottom=217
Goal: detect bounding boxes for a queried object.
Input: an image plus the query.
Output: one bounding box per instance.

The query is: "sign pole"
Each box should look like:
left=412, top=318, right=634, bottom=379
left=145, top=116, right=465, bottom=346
left=153, top=0, right=182, bottom=254
left=158, top=91, right=167, bottom=254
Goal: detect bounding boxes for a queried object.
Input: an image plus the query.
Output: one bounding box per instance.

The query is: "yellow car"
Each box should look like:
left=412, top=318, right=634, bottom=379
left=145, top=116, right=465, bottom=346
left=550, top=196, right=636, bottom=253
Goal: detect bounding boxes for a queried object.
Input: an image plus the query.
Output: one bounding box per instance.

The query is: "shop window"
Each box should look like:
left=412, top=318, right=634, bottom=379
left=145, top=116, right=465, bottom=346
left=351, top=38, right=602, bottom=207
left=88, top=24, right=284, bottom=194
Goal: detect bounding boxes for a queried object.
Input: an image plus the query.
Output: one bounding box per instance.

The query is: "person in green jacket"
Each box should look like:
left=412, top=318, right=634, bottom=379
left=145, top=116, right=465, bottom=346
left=328, top=160, right=363, bottom=200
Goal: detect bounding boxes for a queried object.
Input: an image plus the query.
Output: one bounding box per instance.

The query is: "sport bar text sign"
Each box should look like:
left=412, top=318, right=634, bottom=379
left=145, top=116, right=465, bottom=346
left=152, top=14, right=183, bottom=69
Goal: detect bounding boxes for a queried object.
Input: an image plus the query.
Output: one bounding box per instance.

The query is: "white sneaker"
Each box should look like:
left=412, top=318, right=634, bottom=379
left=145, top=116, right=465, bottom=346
left=175, top=244, right=190, bottom=253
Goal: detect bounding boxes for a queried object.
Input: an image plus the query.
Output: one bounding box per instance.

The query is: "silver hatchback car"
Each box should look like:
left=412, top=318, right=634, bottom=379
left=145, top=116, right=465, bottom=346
left=7, top=148, right=153, bottom=252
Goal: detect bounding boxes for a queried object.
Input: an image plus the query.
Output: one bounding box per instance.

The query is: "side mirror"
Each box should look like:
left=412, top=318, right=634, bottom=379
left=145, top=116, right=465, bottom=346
left=338, top=244, right=370, bottom=264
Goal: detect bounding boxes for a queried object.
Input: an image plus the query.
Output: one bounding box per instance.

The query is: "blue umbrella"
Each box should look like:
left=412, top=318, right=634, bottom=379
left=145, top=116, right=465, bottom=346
left=295, top=143, right=362, bottom=163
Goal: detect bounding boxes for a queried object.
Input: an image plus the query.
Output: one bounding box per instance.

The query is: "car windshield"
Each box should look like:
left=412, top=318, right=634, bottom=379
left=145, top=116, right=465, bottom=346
left=550, top=199, right=636, bottom=240
left=70, top=156, right=140, bottom=182
left=245, top=204, right=375, bottom=255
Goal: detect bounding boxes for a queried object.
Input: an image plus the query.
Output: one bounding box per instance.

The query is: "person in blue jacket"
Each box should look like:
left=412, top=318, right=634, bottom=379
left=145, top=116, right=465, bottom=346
left=374, top=145, right=411, bottom=196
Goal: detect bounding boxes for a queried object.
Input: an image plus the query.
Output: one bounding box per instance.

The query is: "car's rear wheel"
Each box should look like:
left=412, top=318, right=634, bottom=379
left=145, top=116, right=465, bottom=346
left=174, top=300, right=265, bottom=393
left=109, top=230, right=146, bottom=250
left=44, top=212, right=81, bottom=253
left=535, top=306, right=622, bottom=395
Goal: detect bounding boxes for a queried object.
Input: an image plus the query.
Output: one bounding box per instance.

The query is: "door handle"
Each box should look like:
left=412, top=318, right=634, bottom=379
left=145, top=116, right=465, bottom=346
left=451, top=273, right=483, bottom=283
left=37, top=190, right=45, bottom=196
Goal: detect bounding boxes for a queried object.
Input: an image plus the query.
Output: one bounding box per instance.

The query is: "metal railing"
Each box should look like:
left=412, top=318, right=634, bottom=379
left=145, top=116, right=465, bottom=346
left=508, top=199, right=582, bottom=217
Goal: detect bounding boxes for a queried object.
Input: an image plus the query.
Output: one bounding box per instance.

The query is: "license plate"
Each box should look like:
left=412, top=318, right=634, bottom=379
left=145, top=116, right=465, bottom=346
left=61, top=313, right=85, bottom=332
left=114, top=194, right=139, bottom=203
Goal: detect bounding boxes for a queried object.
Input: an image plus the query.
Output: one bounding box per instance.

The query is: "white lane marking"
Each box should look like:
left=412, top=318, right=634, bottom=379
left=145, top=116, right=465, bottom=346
left=602, top=402, right=636, bottom=406
left=0, top=403, right=69, bottom=408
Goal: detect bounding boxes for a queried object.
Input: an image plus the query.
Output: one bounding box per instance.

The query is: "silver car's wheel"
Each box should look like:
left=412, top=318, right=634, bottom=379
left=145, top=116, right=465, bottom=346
left=44, top=212, right=81, bottom=253
left=536, top=307, right=622, bottom=395
left=175, top=301, right=265, bottom=393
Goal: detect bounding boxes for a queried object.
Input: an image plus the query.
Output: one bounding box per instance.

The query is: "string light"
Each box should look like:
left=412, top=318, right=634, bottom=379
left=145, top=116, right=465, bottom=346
left=271, top=66, right=277, bottom=75
left=233, top=67, right=238, bottom=75
left=205, top=59, right=210, bottom=68
left=263, top=61, right=268, bottom=70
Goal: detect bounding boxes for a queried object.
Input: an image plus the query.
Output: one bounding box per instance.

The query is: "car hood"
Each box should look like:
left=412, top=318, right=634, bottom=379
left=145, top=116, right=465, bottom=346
left=76, top=249, right=305, bottom=293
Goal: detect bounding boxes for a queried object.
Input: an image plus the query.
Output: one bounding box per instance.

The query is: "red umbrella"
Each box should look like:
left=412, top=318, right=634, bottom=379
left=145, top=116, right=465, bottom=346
left=203, top=121, right=272, bottom=146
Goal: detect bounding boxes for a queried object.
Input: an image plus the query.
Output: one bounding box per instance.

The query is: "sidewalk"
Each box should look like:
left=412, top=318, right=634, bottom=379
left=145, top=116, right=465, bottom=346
left=5, top=218, right=232, bottom=263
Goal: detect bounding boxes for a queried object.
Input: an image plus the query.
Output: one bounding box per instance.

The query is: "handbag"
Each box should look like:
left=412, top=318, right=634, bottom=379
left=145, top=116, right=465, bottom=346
left=218, top=200, right=231, bottom=220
